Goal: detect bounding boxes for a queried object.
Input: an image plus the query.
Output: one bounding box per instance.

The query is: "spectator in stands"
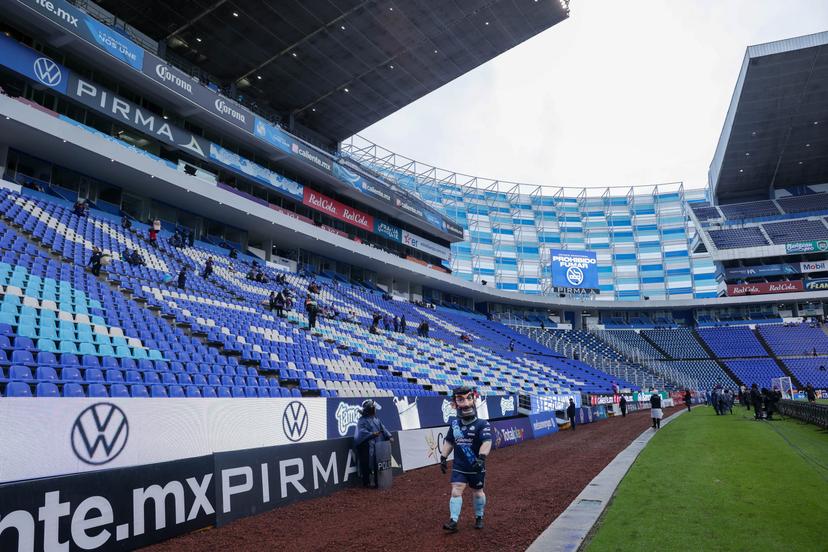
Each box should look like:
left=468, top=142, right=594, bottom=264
left=177, top=266, right=187, bottom=290
left=344, top=310, right=357, bottom=324
left=461, top=333, right=473, bottom=344
left=650, top=392, right=662, bottom=429
left=418, top=321, right=430, bottom=338
left=540, top=320, right=546, bottom=330
left=509, top=339, right=515, bottom=352
left=806, top=383, right=816, bottom=403
left=750, top=384, right=763, bottom=420
left=611, top=381, right=619, bottom=394
left=619, top=395, right=627, bottom=417
left=148, top=227, right=158, bottom=248
left=393, top=316, right=400, bottom=333
left=354, top=399, right=392, bottom=488
left=121, top=215, right=132, bottom=231
left=684, top=389, right=692, bottom=412
left=229, top=248, right=238, bottom=259
left=88, top=247, right=103, bottom=277
left=372, top=312, right=381, bottom=328
left=383, top=315, right=391, bottom=332
left=73, top=199, right=87, bottom=217
left=305, top=294, right=319, bottom=330
left=170, top=229, right=183, bottom=248
left=268, top=291, right=277, bottom=312
left=400, top=314, right=407, bottom=333
left=369, top=322, right=379, bottom=335
left=202, top=257, right=214, bottom=280
left=308, top=280, right=320, bottom=294
left=566, top=399, right=577, bottom=430
left=188, top=229, right=195, bottom=247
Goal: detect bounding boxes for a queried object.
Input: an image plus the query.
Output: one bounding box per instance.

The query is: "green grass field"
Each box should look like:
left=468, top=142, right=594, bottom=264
left=585, top=406, right=828, bottom=552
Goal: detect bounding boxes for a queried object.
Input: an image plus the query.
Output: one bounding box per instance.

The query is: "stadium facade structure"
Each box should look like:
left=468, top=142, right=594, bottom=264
left=342, top=135, right=717, bottom=300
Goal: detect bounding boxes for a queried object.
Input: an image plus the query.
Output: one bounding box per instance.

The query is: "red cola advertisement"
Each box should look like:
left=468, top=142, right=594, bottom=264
left=726, top=281, right=803, bottom=297
left=302, top=188, right=374, bottom=231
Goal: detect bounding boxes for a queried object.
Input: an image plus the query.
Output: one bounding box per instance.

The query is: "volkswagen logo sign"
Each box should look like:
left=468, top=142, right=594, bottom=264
left=71, top=403, right=129, bottom=465
left=282, top=401, right=309, bottom=442
left=566, top=266, right=584, bottom=286
left=33, top=57, right=62, bottom=88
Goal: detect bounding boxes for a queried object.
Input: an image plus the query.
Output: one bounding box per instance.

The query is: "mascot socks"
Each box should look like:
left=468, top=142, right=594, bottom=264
left=474, top=494, right=486, bottom=517
left=449, top=496, right=463, bottom=521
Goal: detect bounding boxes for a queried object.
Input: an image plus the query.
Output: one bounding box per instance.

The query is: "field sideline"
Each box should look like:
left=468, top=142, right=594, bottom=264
left=585, top=405, right=828, bottom=552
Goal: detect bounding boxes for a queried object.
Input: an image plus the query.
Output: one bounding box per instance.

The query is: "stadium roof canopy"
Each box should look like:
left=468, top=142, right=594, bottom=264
left=709, top=31, right=828, bottom=204
left=95, top=0, right=570, bottom=144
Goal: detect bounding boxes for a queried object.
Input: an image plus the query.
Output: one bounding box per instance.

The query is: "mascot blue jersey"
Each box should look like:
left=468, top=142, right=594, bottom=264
left=445, top=416, right=492, bottom=474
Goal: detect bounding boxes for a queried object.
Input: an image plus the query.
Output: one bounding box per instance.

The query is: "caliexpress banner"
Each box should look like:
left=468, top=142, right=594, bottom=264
left=0, top=455, right=215, bottom=552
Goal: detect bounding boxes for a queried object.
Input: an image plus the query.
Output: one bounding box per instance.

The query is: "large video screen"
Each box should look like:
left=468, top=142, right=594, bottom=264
left=550, top=249, right=598, bottom=290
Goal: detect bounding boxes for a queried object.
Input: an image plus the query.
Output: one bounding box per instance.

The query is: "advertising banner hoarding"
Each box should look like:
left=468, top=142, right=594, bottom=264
left=0, top=455, right=215, bottom=552
left=724, top=264, right=799, bottom=279
left=397, top=425, right=453, bottom=471
left=213, top=437, right=359, bottom=526
left=726, top=281, right=804, bottom=296
left=326, top=397, right=402, bottom=440
left=402, top=230, right=451, bottom=260
left=490, top=417, right=533, bottom=449
left=804, top=278, right=828, bottom=291
left=800, top=260, right=828, bottom=273
left=0, top=32, right=69, bottom=94
left=17, top=0, right=144, bottom=69
left=528, top=411, right=558, bottom=438
left=550, top=249, right=599, bottom=289
left=302, top=188, right=374, bottom=232
left=786, top=240, right=828, bottom=254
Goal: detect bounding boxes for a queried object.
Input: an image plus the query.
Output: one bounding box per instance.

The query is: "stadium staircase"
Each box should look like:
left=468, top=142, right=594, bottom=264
left=637, top=333, right=671, bottom=359
left=690, top=329, right=744, bottom=386
left=752, top=329, right=804, bottom=388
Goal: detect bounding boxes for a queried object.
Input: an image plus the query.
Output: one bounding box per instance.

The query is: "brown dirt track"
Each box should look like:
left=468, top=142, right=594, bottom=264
left=145, top=406, right=678, bottom=552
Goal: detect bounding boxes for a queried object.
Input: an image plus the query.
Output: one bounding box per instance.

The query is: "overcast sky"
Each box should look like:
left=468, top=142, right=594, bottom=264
left=357, top=0, right=828, bottom=191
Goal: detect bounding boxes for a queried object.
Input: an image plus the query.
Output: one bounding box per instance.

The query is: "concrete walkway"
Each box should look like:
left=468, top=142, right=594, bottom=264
left=526, top=407, right=691, bottom=552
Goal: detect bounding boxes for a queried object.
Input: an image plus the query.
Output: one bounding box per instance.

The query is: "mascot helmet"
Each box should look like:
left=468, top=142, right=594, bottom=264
left=451, top=385, right=479, bottom=421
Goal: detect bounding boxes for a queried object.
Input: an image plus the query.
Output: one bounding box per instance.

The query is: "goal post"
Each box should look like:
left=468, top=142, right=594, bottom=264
left=771, top=376, right=793, bottom=399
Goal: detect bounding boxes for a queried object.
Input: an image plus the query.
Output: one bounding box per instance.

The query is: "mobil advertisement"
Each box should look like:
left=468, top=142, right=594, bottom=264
left=528, top=411, right=558, bottom=438
left=550, top=249, right=599, bottom=290
left=18, top=0, right=144, bottom=70
left=726, top=281, right=804, bottom=296
left=491, top=417, right=533, bottom=449
left=302, top=188, right=374, bottom=232
left=326, top=397, right=401, bottom=439
left=804, top=278, right=828, bottom=291
left=724, top=263, right=799, bottom=279
left=800, top=260, right=828, bottom=273
left=0, top=32, right=69, bottom=94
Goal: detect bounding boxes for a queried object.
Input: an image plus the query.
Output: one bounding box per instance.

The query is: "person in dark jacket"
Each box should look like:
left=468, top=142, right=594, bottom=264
left=353, top=399, right=392, bottom=488
left=566, top=399, right=577, bottom=430
left=177, top=266, right=187, bottom=289
left=806, top=383, right=817, bottom=403
left=750, top=384, right=763, bottom=420
left=88, top=247, right=103, bottom=277
left=650, top=391, right=662, bottom=429
left=619, top=395, right=627, bottom=417
left=305, top=294, right=319, bottom=329
left=202, top=257, right=214, bottom=280
left=400, top=315, right=407, bottom=333
left=684, top=389, right=692, bottom=412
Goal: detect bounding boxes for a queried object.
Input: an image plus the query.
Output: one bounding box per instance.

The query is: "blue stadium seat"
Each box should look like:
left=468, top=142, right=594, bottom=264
left=9, top=365, right=33, bottom=381
left=36, top=382, right=59, bottom=397
left=131, top=384, right=149, bottom=398
left=63, top=382, right=85, bottom=397
left=110, top=384, right=130, bottom=398
left=87, top=383, right=109, bottom=398
left=7, top=381, right=32, bottom=397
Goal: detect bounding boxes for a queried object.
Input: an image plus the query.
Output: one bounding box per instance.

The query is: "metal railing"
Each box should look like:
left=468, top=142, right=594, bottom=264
left=777, top=400, right=828, bottom=429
